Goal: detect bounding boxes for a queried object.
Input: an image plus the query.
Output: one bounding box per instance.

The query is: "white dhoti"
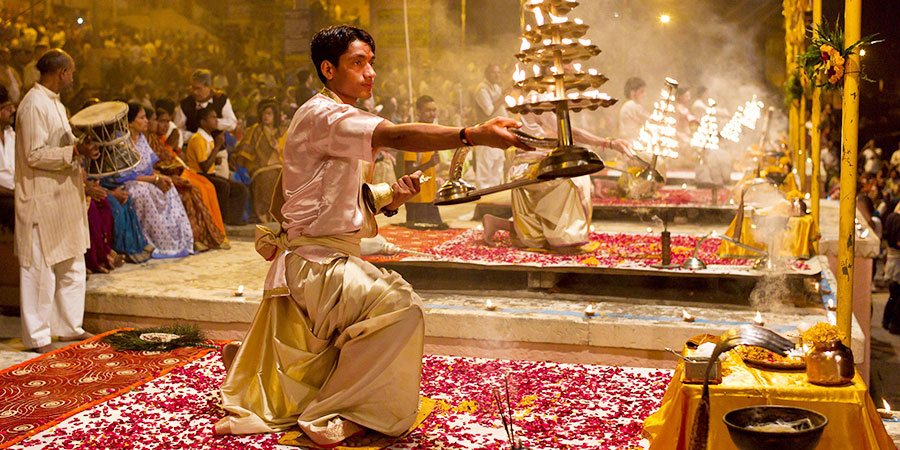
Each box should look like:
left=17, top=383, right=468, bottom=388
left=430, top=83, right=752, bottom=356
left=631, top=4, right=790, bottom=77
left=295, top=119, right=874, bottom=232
left=511, top=174, right=592, bottom=249
left=19, top=225, right=87, bottom=349
left=216, top=233, right=425, bottom=441
left=473, top=145, right=505, bottom=189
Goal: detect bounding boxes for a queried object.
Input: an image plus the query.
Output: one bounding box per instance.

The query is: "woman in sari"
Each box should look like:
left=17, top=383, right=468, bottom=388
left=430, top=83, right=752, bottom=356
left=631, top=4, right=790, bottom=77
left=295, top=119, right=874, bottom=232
left=145, top=106, right=227, bottom=251
left=232, top=99, right=285, bottom=222
left=111, top=103, right=193, bottom=258
left=102, top=179, right=154, bottom=263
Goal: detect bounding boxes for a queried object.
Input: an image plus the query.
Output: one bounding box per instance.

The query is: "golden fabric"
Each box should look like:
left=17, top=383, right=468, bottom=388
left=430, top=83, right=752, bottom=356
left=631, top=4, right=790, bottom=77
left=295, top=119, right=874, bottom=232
left=717, top=215, right=819, bottom=259
left=234, top=123, right=285, bottom=222
left=217, top=163, right=425, bottom=445
left=643, top=352, right=896, bottom=450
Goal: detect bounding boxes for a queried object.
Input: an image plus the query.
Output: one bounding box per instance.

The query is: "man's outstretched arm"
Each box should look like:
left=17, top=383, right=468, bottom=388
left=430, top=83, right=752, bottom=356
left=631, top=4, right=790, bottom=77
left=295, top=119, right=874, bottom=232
left=371, top=117, right=531, bottom=153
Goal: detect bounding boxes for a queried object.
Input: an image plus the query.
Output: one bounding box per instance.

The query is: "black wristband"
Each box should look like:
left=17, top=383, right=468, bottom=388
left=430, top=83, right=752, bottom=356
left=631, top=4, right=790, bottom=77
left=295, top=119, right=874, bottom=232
left=382, top=207, right=399, bottom=217
left=459, top=127, right=474, bottom=146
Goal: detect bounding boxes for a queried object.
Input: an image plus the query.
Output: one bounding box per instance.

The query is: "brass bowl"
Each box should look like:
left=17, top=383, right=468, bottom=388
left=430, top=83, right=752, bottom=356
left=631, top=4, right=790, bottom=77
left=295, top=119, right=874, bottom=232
left=535, top=146, right=605, bottom=180
left=724, top=406, right=827, bottom=450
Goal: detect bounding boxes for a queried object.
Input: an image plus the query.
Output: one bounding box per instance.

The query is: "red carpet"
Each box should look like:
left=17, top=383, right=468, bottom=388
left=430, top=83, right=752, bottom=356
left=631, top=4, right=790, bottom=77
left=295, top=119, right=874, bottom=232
left=592, top=188, right=732, bottom=206
left=364, top=225, right=466, bottom=263
left=0, top=330, right=221, bottom=449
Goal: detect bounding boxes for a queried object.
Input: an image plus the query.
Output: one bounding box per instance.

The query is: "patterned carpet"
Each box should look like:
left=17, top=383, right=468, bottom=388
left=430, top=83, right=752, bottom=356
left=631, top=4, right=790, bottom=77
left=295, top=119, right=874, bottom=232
left=363, top=225, right=466, bottom=263
left=0, top=331, right=220, bottom=449
left=7, top=352, right=672, bottom=450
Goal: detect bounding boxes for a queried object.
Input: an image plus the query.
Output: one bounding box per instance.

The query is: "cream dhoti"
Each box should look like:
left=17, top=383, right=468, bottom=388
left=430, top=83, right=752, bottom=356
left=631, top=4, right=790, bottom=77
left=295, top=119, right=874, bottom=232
left=215, top=249, right=424, bottom=438
left=508, top=149, right=592, bottom=249
left=216, top=173, right=424, bottom=442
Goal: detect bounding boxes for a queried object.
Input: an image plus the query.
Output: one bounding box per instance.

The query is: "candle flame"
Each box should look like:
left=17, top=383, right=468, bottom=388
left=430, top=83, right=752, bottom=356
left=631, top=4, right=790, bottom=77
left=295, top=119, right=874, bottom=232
left=682, top=309, right=694, bottom=321
left=532, top=64, right=541, bottom=77
left=485, top=299, right=495, bottom=310
left=578, top=38, right=591, bottom=46
left=520, top=38, right=531, bottom=52
left=584, top=304, right=595, bottom=316
left=885, top=399, right=892, bottom=413
left=505, top=96, right=517, bottom=108
left=573, top=63, right=582, bottom=72
left=533, top=8, right=545, bottom=26
left=754, top=310, right=764, bottom=324
left=548, top=12, right=568, bottom=23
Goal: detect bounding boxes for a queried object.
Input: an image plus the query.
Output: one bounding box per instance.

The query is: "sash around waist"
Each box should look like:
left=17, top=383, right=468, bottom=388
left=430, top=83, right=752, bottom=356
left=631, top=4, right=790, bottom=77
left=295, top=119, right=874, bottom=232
left=255, top=225, right=362, bottom=261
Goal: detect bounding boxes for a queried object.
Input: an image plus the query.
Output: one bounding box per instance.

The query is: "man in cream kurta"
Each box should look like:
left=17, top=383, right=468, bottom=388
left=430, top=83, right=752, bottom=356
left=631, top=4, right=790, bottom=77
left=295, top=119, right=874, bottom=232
left=15, top=49, right=98, bottom=351
left=482, top=111, right=631, bottom=249
left=216, top=25, right=527, bottom=448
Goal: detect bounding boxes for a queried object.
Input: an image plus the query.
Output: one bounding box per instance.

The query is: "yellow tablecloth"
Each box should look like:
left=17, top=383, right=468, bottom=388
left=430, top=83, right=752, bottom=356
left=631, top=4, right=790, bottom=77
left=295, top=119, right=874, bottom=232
left=642, top=352, right=896, bottom=450
left=717, top=215, right=819, bottom=259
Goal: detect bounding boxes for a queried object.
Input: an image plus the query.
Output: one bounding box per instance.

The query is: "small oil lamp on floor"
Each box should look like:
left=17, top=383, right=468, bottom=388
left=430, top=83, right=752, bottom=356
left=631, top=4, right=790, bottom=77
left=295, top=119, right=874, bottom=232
left=234, top=285, right=244, bottom=297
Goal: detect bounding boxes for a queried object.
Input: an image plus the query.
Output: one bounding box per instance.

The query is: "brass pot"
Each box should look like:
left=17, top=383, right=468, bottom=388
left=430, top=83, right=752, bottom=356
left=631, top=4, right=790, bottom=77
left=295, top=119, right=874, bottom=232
left=805, top=339, right=854, bottom=386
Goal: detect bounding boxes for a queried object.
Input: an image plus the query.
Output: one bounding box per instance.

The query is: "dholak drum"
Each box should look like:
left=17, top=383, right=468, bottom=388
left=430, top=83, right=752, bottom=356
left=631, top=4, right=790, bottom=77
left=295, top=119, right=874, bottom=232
left=70, top=101, right=141, bottom=177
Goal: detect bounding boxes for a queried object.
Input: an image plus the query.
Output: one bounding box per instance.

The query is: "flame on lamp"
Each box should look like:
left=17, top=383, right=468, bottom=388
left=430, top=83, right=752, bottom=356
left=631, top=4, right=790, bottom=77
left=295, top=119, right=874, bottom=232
left=584, top=304, right=596, bottom=316
left=505, top=96, right=517, bottom=108
left=682, top=309, right=695, bottom=322
left=485, top=299, right=496, bottom=311
left=885, top=399, right=892, bottom=414
left=879, top=399, right=894, bottom=419
left=235, top=285, right=244, bottom=296
left=578, top=38, right=592, bottom=46
left=513, top=65, right=526, bottom=82
left=533, top=8, right=545, bottom=26
left=753, top=310, right=765, bottom=326
left=520, top=38, right=531, bottom=52
left=573, top=63, right=582, bottom=73
left=548, top=12, right=568, bottom=23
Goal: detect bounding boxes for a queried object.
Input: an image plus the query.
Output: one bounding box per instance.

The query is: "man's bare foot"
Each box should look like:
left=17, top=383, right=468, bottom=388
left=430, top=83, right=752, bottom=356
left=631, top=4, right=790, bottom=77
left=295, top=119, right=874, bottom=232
left=305, top=418, right=365, bottom=448
left=221, top=341, right=241, bottom=372
left=482, top=214, right=512, bottom=246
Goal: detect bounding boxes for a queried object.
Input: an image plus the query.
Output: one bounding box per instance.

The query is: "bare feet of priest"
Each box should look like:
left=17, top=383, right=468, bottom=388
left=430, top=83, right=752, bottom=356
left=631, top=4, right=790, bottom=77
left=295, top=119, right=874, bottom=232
left=482, top=214, right=513, bottom=246
left=59, top=331, right=95, bottom=342
left=221, top=341, right=241, bottom=372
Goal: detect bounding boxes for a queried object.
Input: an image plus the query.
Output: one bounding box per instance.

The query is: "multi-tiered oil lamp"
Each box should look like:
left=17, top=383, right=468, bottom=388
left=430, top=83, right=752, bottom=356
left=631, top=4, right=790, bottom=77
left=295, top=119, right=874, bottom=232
left=434, top=0, right=616, bottom=206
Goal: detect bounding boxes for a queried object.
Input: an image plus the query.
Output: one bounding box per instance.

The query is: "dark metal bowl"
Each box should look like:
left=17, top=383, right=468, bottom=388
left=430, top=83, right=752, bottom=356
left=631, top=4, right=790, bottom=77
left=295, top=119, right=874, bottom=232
left=723, top=406, right=827, bottom=450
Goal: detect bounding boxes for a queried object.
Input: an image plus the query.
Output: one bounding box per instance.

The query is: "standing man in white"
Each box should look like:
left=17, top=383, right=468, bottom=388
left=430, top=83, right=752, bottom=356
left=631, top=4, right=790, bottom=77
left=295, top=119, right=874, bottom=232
left=473, top=63, right=508, bottom=189
left=15, top=49, right=99, bottom=352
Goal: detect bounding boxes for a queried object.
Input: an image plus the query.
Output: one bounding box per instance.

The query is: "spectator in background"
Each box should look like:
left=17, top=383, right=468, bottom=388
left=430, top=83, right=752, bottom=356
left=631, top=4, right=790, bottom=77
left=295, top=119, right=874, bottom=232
left=15, top=49, right=98, bottom=352
left=0, top=86, right=14, bottom=232
left=184, top=107, right=248, bottom=226
left=472, top=63, right=506, bottom=189
left=22, top=42, right=49, bottom=92
left=232, top=99, right=285, bottom=223
left=295, top=69, right=317, bottom=106
left=0, top=47, right=22, bottom=103
left=155, top=99, right=183, bottom=151
left=111, top=103, right=194, bottom=258
left=618, top=76, right=648, bottom=141
left=174, top=69, right=237, bottom=142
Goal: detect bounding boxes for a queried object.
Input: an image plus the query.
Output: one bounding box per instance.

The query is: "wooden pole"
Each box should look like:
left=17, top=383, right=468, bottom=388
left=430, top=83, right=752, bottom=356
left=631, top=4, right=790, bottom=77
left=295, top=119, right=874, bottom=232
left=838, top=0, right=862, bottom=344
left=811, top=0, right=822, bottom=233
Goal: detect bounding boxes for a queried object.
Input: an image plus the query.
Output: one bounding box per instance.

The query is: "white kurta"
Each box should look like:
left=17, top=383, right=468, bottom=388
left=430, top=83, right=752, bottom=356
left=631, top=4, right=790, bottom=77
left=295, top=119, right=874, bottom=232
left=14, top=83, right=89, bottom=268
left=473, top=81, right=506, bottom=189
left=618, top=99, right=647, bottom=141
left=0, top=126, right=14, bottom=190
left=14, top=82, right=89, bottom=348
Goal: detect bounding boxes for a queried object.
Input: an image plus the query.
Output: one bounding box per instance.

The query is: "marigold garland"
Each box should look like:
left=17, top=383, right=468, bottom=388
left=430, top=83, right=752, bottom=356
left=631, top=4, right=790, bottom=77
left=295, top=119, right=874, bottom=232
left=797, top=18, right=880, bottom=90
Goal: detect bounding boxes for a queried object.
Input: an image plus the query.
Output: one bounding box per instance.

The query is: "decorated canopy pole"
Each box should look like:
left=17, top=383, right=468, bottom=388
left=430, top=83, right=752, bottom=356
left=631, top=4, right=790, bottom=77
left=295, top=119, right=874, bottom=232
left=838, top=0, right=861, bottom=344
left=810, top=0, right=822, bottom=234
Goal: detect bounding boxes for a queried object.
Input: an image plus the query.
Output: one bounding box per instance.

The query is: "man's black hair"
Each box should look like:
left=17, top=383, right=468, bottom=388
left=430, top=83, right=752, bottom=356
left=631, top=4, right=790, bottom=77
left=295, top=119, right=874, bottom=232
left=36, top=48, right=72, bottom=76
left=416, top=95, right=435, bottom=110
left=197, top=106, right=217, bottom=122
left=310, top=25, right=375, bottom=85
left=0, top=84, right=8, bottom=105
left=155, top=99, right=176, bottom=115
left=624, top=77, right=646, bottom=99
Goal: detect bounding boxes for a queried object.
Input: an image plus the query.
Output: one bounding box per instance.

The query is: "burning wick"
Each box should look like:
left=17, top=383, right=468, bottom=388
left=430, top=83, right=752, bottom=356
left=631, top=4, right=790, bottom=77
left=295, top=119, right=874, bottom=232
left=682, top=309, right=695, bottom=322
left=826, top=299, right=836, bottom=311
left=584, top=304, right=596, bottom=317
left=646, top=227, right=653, bottom=233
left=681, top=183, right=687, bottom=190
left=235, top=285, right=244, bottom=297
left=753, top=310, right=765, bottom=326
left=485, top=300, right=497, bottom=311
left=878, top=399, right=895, bottom=419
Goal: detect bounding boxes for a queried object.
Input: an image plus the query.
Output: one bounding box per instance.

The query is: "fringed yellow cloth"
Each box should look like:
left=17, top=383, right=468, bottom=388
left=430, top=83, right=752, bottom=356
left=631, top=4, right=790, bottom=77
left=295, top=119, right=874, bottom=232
left=642, top=352, right=896, bottom=450
left=717, top=215, right=819, bottom=259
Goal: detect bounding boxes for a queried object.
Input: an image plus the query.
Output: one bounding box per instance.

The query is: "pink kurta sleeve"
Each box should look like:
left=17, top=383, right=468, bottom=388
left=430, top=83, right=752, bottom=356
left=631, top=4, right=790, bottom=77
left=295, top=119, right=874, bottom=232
left=307, top=102, right=385, bottom=160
